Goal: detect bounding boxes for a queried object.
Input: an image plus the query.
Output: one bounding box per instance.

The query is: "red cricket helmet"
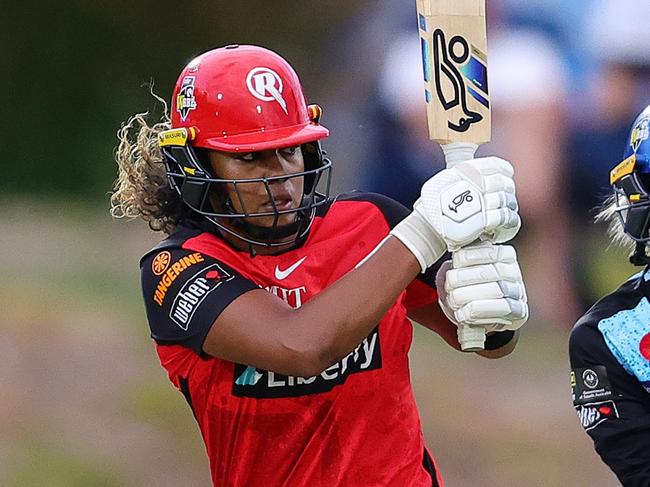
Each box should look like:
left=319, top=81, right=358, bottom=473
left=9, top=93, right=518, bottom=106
left=170, top=44, right=329, bottom=152
left=159, top=45, right=333, bottom=248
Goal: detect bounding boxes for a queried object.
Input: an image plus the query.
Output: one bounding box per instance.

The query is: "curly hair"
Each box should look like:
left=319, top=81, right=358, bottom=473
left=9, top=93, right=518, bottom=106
left=110, top=105, right=186, bottom=234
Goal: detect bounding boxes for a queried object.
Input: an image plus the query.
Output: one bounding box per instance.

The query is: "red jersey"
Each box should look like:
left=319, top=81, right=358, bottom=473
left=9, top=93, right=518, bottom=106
left=141, top=193, right=445, bottom=487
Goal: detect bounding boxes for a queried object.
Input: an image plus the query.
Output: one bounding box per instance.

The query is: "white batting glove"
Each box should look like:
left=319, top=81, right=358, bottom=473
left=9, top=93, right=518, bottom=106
left=390, top=157, right=520, bottom=272
left=435, top=242, right=528, bottom=333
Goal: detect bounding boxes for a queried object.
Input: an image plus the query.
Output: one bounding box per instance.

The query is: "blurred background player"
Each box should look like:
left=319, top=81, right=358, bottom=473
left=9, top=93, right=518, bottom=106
left=569, top=105, right=650, bottom=485
left=111, top=45, right=527, bottom=486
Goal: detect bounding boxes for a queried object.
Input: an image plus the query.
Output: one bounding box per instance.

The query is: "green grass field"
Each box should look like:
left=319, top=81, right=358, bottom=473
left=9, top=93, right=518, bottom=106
left=0, top=199, right=621, bottom=486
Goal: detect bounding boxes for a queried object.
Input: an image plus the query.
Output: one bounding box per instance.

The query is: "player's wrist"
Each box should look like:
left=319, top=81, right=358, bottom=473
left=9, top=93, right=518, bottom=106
left=390, top=211, right=447, bottom=273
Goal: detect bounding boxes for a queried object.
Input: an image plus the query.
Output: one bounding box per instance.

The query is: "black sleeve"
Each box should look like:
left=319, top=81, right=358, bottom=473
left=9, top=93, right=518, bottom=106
left=141, top=248, right=259, bottom=355
left=336, top=191, right=449, bottom=288
left=569, top=323, right=650, bottom=486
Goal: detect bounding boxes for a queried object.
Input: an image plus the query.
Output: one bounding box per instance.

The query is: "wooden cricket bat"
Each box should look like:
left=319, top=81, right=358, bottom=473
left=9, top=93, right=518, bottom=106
left=416, top=0, right=491, bottom=351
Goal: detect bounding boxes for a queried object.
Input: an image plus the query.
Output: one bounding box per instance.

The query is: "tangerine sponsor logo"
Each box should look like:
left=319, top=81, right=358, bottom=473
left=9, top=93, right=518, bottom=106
left=152, top=251, right=172, bottom=276
left=153, top=252, right=204, bottom=306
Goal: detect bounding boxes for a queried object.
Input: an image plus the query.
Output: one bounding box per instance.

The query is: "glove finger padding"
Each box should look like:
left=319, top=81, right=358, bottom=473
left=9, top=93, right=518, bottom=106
left=454, top=298, right=528, bottom=325
left=447, top=281, right=526, bottom=308
left=445, top=262, right=522, bottom=289
left=452, top=242, right=517, bottom=267
left=488, top=216, right=522, bottom=244
left=437, top=242, right=529, bottom=333
left=484, top=192, right=518, bottom=212
left=485, top=208, right=521, bottom=232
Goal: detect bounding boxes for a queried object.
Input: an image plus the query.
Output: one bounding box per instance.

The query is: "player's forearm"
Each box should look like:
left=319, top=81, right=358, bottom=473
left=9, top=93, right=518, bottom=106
left=284, top=236, right=420, bottom=374
left=203, top=236, right=422, bottom=377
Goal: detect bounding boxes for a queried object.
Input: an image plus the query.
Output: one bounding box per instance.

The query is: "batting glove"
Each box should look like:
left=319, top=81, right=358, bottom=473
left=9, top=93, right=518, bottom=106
left=391, top=157, right=520, bottom=272
left=435, top=242, right=528, bottom=333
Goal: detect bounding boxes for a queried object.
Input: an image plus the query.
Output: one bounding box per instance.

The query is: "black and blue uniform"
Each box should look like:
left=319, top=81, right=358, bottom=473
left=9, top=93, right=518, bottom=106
left=569, top=268, right=650, bottom=486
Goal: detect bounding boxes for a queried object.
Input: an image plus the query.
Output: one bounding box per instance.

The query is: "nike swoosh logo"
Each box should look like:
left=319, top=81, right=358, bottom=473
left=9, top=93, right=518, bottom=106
left=275, top=256, right=307, bottom=280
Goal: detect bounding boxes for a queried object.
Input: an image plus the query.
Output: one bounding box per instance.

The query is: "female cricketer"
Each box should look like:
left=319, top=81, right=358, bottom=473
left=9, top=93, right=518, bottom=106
left=570, top=105, right=650, bottom=486
left=111, top=45, right=528, bottom=486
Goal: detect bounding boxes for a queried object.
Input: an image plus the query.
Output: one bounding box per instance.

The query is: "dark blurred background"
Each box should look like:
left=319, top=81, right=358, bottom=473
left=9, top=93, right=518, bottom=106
left=2, top=0, right=649, bottom=485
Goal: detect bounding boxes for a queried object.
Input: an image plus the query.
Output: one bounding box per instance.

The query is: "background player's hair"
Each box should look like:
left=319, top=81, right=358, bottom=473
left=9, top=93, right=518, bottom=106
left=110, top=104, right=184, bottom=234
left=595, top=196, right=636, bottom=253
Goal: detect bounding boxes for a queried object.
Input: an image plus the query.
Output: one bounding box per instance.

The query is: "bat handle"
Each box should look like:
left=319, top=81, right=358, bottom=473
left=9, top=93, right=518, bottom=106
left=441, top=142, right=479, bottom=168
left=441, top=141, right=486, bottom=352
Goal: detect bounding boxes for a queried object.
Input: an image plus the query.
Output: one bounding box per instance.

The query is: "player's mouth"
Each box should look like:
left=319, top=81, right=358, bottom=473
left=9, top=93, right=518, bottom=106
left=261, top=192, right=295, bottom=212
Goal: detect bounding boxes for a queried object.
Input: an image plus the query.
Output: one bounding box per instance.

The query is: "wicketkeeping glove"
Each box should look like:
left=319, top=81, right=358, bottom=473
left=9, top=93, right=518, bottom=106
left=435, top=242, right=528, bottom=333
left=390, top=156, right=521, bottom=272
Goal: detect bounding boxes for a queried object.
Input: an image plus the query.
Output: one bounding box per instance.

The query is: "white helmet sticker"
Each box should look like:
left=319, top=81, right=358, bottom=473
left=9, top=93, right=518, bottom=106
left=246, top=67, right=288, bottom=114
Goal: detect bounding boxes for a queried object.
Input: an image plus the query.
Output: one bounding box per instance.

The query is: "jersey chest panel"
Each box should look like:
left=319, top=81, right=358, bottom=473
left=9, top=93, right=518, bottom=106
left=180, top=200, right=414, bottom=402
left=151, top=198, right=434, bottom=487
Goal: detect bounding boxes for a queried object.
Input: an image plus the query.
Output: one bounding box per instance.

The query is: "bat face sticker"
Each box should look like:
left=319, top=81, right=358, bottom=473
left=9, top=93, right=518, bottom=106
left=431, top=29, right=489, bottom=133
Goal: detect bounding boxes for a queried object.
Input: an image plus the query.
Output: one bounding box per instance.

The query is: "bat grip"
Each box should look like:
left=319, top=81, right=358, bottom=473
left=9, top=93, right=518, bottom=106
left=441, top=142, right=479, bottom=167
left=442, top=141, right=486, bottom=352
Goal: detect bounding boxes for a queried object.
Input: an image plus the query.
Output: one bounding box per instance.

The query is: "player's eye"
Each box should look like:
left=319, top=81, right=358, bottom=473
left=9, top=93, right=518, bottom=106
left=280, top=146, right=300, bottom=158
left=237, top=152, right=256, bottom=162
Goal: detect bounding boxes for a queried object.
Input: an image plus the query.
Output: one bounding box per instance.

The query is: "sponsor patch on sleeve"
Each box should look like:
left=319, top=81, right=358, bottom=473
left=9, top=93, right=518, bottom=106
left=571, top=366, right=614, bottom=405
left=575, top=400, right=620, bottom=431
left=169, top=263, right=233, bottom=330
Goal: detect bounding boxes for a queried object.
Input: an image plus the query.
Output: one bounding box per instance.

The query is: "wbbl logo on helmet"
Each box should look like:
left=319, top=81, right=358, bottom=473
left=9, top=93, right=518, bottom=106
left=177, top=76, right=198, bottom=121
left=246, top=67, right=288, bottom=114
left=631, top=117, right=650, bottom=153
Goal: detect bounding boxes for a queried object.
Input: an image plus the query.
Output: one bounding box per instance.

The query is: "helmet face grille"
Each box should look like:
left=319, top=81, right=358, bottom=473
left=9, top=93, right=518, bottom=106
left=614, top=173, right=650, bottom=242
left=162, top=143, right=332, bottom=247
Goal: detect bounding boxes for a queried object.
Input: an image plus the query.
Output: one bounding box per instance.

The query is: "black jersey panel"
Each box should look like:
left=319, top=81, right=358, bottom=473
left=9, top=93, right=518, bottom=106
left=569, top=275, right=650, bottom=486
left=141, top=247, right=258, bottom=355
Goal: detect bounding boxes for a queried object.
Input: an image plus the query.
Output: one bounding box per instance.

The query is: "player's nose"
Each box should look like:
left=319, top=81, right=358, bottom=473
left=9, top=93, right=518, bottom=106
left=264, top=151, right=295, bottom=178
